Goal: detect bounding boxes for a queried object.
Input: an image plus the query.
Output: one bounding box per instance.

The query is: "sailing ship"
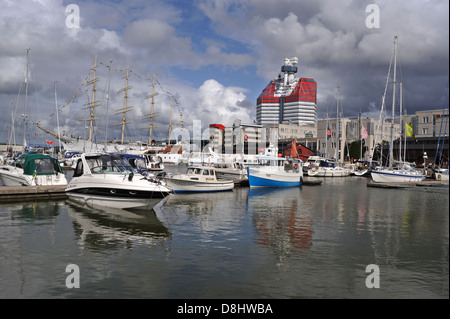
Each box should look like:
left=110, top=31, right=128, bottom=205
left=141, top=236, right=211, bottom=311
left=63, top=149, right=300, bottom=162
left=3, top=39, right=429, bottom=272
left=371, top=36, right=425, bottom=183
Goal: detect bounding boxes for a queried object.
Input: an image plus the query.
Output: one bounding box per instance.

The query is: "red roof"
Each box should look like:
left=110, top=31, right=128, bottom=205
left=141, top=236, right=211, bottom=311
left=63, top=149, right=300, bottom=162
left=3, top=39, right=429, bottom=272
left=210, top=124, right=226, bottom=130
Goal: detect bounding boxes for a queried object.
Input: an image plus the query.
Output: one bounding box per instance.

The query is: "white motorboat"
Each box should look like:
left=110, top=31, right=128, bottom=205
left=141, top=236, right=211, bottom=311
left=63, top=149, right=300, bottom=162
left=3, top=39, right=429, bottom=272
left=0, top=153, right=68, bottom=186
left=307, top=159, right=351, bottom=177
left=65, top=153, right=171, bottom=210
left=165, top=166, right=234, bottom=193
left=213, top=161, right=248, bottom=184
left=247, top=156, right=303, bottom=188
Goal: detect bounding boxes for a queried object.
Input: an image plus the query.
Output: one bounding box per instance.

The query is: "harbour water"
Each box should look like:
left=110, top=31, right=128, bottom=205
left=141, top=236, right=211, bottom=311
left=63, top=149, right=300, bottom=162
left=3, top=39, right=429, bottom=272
left=0, top=167, right=448, bottom=299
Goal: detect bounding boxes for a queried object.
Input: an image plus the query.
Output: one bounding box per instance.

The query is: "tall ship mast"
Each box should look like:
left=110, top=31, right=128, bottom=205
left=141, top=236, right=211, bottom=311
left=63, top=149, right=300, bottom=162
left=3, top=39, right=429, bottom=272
left=80, top=56, right=100, bottom=141
left=141, top=74, right=159, bottom=144
left=113, top=65, right=133, bottom=144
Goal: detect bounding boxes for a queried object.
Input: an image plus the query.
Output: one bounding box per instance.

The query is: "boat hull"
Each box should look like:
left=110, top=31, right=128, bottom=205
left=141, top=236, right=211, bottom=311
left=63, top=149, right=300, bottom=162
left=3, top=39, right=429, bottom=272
left=435, top=172, right=449, bottom=181
left=66, top=192, right=165, bottom=210
left=66, top=176, right=170, bottom=210
left=307, top=167, right=350, bottom=177
left=370, top=170, right=426, bottom=183
left=0, top=167, right=67, bottom=186
left=247, top=167, right=302, bottom=188
left=165, top=178, right=234, bottom=193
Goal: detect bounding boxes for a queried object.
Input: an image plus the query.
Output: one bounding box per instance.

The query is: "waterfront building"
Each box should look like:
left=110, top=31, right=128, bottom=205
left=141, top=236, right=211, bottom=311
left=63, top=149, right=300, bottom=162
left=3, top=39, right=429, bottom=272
left=208, top=120, right=265, bottom=155
left=402, top=109, right=449, bottom=138
left=256, top=57, right=317, bottom=126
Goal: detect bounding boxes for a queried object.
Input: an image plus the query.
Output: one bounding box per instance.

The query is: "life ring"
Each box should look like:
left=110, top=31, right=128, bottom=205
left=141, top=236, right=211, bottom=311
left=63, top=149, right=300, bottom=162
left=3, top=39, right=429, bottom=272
left=294, top=163, right=299, bottom=169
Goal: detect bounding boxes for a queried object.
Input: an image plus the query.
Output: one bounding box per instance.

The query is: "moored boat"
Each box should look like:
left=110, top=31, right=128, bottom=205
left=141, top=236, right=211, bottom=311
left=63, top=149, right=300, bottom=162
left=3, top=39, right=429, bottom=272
left=370, top=165, right=425, bottom=183
left=65, top=153, right=171, bottom=210
left=0, top=153, right=68, bottom=186
left=165, top=166, right=234, bottom=193
left=247, top=156, right=303, bottom=188
left=307, top=159, right=351, bottom=177
left=213, top=161, right=248, bottom=185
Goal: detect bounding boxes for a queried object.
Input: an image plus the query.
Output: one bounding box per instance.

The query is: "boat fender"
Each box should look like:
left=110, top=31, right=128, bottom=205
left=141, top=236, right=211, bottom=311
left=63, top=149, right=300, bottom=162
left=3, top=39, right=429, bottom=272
left=128, top=172, right=134, bottom=181
left=294, top=163, right=299, bottom=169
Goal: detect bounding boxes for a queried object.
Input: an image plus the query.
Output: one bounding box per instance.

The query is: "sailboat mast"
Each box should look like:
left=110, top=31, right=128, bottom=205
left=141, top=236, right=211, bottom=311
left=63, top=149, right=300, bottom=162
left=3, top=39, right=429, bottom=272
left=104, top=59, right=112, bottom=150
left=24, top=48, right=30, bottom=152
left=399, top=81, right=403, bottom=163
left=389, top=36, right=398, bottom=170
left=168, top=95, right=173, bottom=145
left=54, top=81, right=61, bottom=154
left=335, top=87, right=340, bottom=162
left=150, top=74, right=156, bottom=143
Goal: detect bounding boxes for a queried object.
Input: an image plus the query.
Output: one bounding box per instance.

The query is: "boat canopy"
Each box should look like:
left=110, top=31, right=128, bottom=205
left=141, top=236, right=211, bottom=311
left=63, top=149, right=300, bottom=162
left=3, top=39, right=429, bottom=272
left=13, top=153, right=64, bottom=176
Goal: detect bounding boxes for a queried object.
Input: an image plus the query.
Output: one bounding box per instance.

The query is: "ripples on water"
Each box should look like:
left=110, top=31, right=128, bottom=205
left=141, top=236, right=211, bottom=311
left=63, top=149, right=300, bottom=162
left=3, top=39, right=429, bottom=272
left=0, top=174, right=448, bottom=299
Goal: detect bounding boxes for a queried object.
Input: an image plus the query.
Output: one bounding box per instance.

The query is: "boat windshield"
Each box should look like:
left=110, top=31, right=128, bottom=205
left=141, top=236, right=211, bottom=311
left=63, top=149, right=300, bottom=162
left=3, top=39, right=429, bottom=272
left=86, top=154, right=137, bottom=174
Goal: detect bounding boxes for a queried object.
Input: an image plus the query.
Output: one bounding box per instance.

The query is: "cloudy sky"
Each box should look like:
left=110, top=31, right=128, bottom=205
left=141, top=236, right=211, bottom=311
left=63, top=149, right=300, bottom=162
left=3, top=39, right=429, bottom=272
left=0, top=0, right=448, bottom=145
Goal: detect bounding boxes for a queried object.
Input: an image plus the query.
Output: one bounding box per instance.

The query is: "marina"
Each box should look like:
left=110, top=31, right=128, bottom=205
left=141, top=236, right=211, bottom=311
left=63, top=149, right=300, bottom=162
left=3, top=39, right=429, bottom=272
left=0, top=3, right=448, bottom=303
left=0, top=169, right=448, bottom=299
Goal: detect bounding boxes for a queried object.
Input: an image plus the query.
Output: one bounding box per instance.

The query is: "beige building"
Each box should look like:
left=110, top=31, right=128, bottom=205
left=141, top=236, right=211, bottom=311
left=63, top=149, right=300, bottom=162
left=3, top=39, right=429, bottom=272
left=402, top=109, right=449, bottom=138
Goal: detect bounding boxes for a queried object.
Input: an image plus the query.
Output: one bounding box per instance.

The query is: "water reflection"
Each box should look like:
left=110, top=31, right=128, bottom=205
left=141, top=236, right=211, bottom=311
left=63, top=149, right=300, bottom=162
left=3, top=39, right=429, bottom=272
left=66, top=199, right=171, bottom=251
left=10, top=200, right=63, bottom=222
left=247, top=187, right=313, bottom=262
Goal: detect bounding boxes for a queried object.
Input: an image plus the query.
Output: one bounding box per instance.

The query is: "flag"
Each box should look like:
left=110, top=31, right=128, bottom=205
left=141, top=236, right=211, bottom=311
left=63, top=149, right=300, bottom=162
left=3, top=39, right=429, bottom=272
left=361, top=126, right=368, bottom=139
left=327, top=128, right=332, bottom=139
left=406, top=123, right=413, bottom=137
left=46, top=140, right=55, bottom=145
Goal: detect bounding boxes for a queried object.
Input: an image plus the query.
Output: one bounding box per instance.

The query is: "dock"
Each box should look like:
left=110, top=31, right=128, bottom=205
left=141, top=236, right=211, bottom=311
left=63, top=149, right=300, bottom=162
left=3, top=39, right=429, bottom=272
left=367, top=180, right=449, bottom=189
left=0, top=185, right=68, bottom=202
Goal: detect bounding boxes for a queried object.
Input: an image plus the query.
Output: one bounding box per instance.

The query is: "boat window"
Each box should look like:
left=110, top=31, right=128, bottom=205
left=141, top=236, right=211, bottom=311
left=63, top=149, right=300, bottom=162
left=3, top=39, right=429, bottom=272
left=14, top=157, right=25, bottom=169
left=187, top=168, right=195, bottom=174
left=203, top=169, right=209, bottom=175
left=210, top=169, right=215, bottom=176
left=73, top=159, right=83, bottom=177
left=86, top=155, right=136, bottom=174
left=195, top=168, right=202, bottom=175
left=35, top=158, right=57, bottom=174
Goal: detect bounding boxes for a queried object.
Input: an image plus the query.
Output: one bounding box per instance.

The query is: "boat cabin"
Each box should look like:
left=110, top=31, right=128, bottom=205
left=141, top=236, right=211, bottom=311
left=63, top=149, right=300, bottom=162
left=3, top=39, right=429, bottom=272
left=185, top=166, right=217, bottom=181
left=73, top=154, right=137, bottom=177
left=9, top=153, right=64, bottom=176
left=256, top=156, right=301, bottom=171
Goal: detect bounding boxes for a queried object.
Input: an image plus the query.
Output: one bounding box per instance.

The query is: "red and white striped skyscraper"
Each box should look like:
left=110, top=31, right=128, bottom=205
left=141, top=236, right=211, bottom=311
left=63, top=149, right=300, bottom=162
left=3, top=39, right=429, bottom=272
left=256, top=57, right=317, bottom=126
